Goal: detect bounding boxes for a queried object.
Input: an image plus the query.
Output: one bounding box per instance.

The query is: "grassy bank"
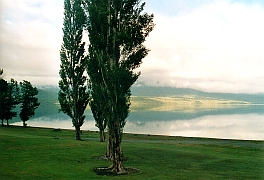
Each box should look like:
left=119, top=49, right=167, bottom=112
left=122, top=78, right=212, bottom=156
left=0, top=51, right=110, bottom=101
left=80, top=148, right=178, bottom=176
left=0, top=126, right=263, bottom=179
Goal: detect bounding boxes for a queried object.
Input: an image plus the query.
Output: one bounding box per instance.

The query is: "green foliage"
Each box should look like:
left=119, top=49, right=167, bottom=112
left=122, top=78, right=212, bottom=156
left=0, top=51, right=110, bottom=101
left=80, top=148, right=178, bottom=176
left=85, top=0, right=154, bottom=171
left=0, top=79, right=8, bottom=126
left=0, top=70, right=40, bottom=126
left=89, top=87, right=107, bottom=141
left=84, top=0, right=111, bottom=141
left=59, top=0, right=90, bottom=139
left=19, top=80, right=40, bottom=127
left=0, top=79, right=20, bottom=126
left=86, top=0, right=154, bottom=127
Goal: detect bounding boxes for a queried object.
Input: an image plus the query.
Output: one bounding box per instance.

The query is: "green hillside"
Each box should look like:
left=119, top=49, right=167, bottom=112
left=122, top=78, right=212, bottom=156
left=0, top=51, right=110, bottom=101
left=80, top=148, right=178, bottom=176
left=21, top=85, right=262, bottom=124
left=34, top=85, right=264, bottom=114
left=131, top=86, right=264, bottom=104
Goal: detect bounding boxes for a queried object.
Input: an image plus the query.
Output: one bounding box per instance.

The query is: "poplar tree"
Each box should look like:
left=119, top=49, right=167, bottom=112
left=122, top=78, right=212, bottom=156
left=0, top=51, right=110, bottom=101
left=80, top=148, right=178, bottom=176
left=85, top=0, right=154, bottom=173
left=59, top=0, right=90, bottom=140
left=19, top=80, right=40, bottom=127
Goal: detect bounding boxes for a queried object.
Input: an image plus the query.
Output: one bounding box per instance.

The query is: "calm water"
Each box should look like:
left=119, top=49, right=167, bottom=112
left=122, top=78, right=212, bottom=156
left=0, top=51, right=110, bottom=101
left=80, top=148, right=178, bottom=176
left=11, top=105, right=264, bottom=140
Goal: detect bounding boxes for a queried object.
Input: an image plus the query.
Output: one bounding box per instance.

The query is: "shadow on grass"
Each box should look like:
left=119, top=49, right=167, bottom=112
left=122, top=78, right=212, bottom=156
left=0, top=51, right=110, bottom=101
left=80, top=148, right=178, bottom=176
left=93, top=167, right=141, bottom=176
left=94, top=155, right=129, bottom=161
left=93, top=155, right=140, bottom=176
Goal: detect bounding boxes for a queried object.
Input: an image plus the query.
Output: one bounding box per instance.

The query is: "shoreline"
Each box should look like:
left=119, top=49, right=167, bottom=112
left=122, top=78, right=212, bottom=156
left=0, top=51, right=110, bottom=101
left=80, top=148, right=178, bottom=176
left=3, top=125, right=263, bottom=145
left=8, top=113, right=264, bottom=141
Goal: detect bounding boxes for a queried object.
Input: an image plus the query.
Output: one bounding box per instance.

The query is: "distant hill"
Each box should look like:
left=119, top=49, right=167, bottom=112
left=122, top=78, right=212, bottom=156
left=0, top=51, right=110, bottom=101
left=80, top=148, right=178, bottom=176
left=35, top=85, right=264, bottom=107
left=131, top=86, right=264, bottom=104
left=37, top=88, right=60, bottom=116
left=10, top=85, right=263, bottom=124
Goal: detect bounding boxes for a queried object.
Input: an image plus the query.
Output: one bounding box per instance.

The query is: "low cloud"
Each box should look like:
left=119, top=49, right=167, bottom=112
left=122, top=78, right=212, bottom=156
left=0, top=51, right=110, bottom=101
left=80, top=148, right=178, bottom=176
left=0, top=0, right=263, bottom=93
left=0, top=0, right=63, bottom=85
left=140, top=1, right=264, bottom=93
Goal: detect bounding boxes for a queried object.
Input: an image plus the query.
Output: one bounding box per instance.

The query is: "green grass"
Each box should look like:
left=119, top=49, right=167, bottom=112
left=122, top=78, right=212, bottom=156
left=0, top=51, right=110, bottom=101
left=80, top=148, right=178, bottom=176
left=0, top=126, right=263, bottom=179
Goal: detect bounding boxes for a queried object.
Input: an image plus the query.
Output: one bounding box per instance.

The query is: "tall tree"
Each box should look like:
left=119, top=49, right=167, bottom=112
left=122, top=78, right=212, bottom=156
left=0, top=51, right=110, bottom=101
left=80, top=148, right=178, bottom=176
left=19, top=80, right=40, bottom=127
left=0, top=79, right=20, bottom=126
left=59, top=0, right=90, bottom=140
left=85, top=0, right=154, bottom=173
left=84, top=0, right=112, bottom=148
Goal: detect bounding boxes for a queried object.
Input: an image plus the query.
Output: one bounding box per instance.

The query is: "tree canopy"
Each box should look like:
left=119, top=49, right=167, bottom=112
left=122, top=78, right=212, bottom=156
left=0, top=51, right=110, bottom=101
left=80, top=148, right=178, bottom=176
left=85, top=0, right=154, bottom=173
left=0, top=79, right=20, bottom=126
left=19, top=80, right=40, bottom=127
left=59, top=0, right=90, bottom=140
left=0, top=70, right=39, bottom=127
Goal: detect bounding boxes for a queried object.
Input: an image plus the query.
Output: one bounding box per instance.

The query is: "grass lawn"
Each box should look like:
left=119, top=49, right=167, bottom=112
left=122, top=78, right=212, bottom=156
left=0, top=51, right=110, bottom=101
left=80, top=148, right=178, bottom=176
left=0, top=126, right=263, bottom=179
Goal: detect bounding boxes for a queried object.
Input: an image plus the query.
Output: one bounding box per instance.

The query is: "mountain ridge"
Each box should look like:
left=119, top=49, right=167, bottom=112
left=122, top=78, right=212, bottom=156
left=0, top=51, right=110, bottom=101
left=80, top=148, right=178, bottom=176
left=131, top=86, right=264, bottom=104
left=37, top=85, right=264, bottom=104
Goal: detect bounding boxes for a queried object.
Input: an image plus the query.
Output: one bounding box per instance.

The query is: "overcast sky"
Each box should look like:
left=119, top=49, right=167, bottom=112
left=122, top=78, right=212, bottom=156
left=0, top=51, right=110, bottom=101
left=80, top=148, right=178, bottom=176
left=0, top=0, right=264, bottom=94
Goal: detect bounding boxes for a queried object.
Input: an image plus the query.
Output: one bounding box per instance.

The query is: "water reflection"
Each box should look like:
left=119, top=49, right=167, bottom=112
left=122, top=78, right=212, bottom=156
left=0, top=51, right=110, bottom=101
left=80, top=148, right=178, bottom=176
left=10, top=105, right=264, bottom=140
left=11, top=117, right=97, bottom=131
left=125, top=114, right=264, bottom=140
left=11, top=113, right=264, bottom=140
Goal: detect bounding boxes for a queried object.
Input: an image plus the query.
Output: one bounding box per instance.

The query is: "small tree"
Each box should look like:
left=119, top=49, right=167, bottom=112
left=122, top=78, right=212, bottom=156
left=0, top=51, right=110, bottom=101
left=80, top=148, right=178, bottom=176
left=0, top=78, right=8, bottom=126
left=19, top=80, right=40, bottom=127
left=90, top=88, right=107, bottom=142
left=59, top=0, right=90, bottom=140
left=0, top=79, right=20, bottom=126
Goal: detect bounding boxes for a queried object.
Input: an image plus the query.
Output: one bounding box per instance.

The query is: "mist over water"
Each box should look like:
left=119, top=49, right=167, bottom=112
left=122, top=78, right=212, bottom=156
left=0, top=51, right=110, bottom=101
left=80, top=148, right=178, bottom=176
left=11, top=105, right=264, bottom=140
left=125, top=113, right=264, bottom=140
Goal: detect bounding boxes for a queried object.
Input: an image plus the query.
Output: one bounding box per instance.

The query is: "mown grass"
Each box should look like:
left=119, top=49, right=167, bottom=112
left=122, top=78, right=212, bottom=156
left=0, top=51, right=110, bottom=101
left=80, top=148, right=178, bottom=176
left=0, top=126, right=263, bottom=179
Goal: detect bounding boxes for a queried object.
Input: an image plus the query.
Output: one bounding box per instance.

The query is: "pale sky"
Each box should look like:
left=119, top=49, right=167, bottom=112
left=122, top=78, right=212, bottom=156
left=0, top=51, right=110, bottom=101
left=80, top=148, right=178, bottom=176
left=0, top=0, right=264, bottom=94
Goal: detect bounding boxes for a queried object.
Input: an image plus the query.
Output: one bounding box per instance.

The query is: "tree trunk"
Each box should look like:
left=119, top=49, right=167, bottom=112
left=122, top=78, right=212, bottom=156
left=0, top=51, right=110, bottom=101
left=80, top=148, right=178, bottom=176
left=1, top=119, right=4, bottom=126
left=75, top=125, right=81, bottom=140
left=99, top=128, right=105, bottom=142
left=7, top=120, right=9, bottom=126
left=109, top=122, right=124, bottom=173
left=105, top=0, right=123, bottom=173
left=111, top=147, right=123, bottom=173
left=105, top=129, right=113, bottom=159
left=23, top=121, right=27, bottom=128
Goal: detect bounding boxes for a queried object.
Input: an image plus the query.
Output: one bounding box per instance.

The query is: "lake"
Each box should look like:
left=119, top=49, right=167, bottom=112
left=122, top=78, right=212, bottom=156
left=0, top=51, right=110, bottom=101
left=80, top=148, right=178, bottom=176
left=10, top=104, right=264, bottom=140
